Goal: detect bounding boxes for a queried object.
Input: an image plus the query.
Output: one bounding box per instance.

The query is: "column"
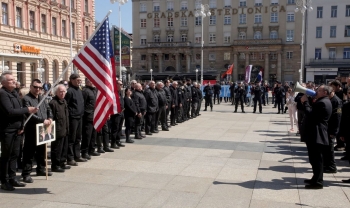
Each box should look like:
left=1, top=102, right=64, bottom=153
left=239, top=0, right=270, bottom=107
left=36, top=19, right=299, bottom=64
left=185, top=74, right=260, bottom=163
left=157, top=53, right=162, bottom=73
left=233, top=53, right=238, bottom=81
left=186, top=54, right=191, bottom=73
left=245, top=53, right=250, bottom=68
left=264, top=53, right=269, bottom=81
left=277, top=52, right=282, bottom=81
left=11, top=61, right=17, bottom=82
left=24, top=62, right=32, bottom=87
left=148, top=54, right=152, bottom=70
left=175, top=53, right=180, bottom=73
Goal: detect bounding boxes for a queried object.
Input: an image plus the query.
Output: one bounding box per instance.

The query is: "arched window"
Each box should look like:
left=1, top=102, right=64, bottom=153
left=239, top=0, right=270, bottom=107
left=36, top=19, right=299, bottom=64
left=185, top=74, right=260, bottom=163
left=270, top=31, right=278, bottom=39
left=254, top=31, right=262, bottom=39
left=239, top=32, right=246, bottom=39
left=52, top=60, right=58, bottom=82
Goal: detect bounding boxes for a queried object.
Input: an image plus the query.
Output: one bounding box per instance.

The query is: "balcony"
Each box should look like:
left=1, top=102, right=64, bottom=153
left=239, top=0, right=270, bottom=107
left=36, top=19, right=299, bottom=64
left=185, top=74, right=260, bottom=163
left=233, top=39, right=282, bottom=46
left=148, top=42, right=192, bottom=47
left=309, top=58, right=350, bottom=66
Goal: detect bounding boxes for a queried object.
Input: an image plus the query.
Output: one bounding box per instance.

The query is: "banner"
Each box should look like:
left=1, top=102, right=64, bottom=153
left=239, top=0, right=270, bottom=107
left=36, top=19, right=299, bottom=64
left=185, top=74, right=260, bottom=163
left=200, top=85, right=231, bottom=97
left=114, top=27, right=131, bottom=67
left=245, top=65, right=252, bottom=83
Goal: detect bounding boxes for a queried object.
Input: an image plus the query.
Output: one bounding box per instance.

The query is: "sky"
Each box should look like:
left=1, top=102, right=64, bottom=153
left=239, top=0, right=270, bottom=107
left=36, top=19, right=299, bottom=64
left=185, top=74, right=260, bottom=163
left=95, top=1, right=133, bottom=33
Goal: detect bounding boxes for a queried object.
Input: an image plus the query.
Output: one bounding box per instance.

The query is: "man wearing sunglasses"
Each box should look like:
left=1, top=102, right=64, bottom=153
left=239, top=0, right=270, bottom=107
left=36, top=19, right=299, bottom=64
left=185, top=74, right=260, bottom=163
left=21, top=79, right=53, bottom=183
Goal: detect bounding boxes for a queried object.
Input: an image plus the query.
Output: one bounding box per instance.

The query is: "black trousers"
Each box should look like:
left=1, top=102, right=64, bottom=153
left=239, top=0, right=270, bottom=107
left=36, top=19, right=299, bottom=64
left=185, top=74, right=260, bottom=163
left=213, top=93, right=220, bottom=104
left=135, top=113, right=144, bottom=137
left=125, top=116, right=134, bottom=140
left=205, top=96, right=213, bottom=109
left=276, top=100, right=285, bottom=112
left=186, top=101, right=191, bottom=117
left=170, top=106, right=178, bottom=124
left=196, top=99, right=202, bottom=115
left=111, top=114, right=123, bottom=144
left=156, top=106, right=167, bottom=128
left=51, top=136, right=68, bottom=168
left=235, top=97, right=244, bottom=111
left=67, top=117, right=83, bottom=161
left=297, top=110, right=304, bottom=132
left=191, top=102, right=198, bottom=117
left=22, top=128, right=46, bottom=176
left=81, top=118, right=96, bottom=154
left=323, top=136, right=336, bottom=171
left=165, top=106, right=170, bottom=126
left=145, top=112, right=156, bottom=133
left=0, top=131, right=20, bottom=183
left=96, top=122, right=110, bottom=148
left=253, top=97, right=262, bottom=112
left=306, top=142, right=326, bottom=185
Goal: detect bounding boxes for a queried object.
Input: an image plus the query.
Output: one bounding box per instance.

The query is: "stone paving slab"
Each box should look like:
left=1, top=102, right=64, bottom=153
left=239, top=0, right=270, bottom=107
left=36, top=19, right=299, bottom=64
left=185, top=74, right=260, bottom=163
left=1, top=102, right=350, bottom=207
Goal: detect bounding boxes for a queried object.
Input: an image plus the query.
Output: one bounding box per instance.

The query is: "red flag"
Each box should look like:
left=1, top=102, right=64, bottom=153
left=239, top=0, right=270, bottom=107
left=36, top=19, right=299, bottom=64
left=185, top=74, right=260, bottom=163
left=221, top=64, right=234, bottom=78
left=72, top=17, right=121, bottom=131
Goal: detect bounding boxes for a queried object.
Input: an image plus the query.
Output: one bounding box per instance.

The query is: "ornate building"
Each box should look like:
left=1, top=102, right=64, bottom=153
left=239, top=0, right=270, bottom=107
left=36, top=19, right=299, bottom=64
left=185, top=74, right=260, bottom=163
left=0, top=0, right=95, bottom=86
left=132, top=0, right=303, bottom=84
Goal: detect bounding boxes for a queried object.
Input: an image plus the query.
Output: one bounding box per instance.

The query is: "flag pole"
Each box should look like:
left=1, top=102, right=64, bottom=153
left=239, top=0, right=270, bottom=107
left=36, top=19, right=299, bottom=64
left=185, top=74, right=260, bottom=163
left=23, top=10, right=113, bottom=127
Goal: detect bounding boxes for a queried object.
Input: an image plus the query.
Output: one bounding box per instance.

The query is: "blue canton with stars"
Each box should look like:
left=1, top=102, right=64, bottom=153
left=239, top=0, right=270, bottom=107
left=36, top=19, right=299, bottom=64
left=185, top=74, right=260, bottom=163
left=90, top=17, right=114, bottom=61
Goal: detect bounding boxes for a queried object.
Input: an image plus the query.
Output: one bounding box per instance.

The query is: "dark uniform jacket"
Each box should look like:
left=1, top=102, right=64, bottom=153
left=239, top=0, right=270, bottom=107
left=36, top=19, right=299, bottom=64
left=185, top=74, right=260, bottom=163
left=177, top=87, right=184, bottom=105
left=328, top=95, right=342, bottom=136
left=144, top=88, right=159, bottom=113
left=203, top=85, right=213, bottom=97
left=339, top=102, right=350, bottom=138
left=0, top=87, right=29, bottom=132
left=186, top=84, right=192, bottom=100
left=49, top=96, right=69, bottom=138
left=65, top=85, right=84, bottom=118
left=163, top=85, right=172, bottom=107
left=229, top=84, right=236, bottom=96
left=118, top=91, right=125, bottom=115
left=294, top=92, right=305, bottom=110
left=274, top=86, right=285, bottom=101
left=213, top=84, right=221, bottom=93
left=23, top=92, right=53, bottom=127
left=82, top=86, right=97, bottom=121
left=234, top=86, right=246, bottom=99
left=252, top=85, right=262, bottom=98
left=303, top=96, right=332, bottom=145
left=156, top=88, right=167, bottom=107
left=197, top=87, right=203, bottom=100
left=169, top=85, right=178, bottom=106
left=124, top=96, right=137, bottom=118
left=191, top=86, right=199, bottom=103
left=133, top=90, right=147, bottom=114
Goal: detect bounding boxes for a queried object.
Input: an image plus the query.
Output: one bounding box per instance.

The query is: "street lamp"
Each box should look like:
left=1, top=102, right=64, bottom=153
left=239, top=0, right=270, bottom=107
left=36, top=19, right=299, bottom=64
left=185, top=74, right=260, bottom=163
left=195, top=3, right=211, bottom=85
left=0, top=65, right=9, bottom=73
left=195, top=68, right=199, bottom=83
left=295, top=0, right=313, bottom=83
left=36, top=67, right=45, bottom=81
left=110, top=0, right=128, bottom=82
left=150, top=68, right=153, bottom=81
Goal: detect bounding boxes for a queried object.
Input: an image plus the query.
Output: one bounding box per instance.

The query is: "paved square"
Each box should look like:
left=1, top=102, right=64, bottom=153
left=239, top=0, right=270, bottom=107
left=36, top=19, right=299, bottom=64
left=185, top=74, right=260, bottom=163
left=2, top=103, right=350, bottom=207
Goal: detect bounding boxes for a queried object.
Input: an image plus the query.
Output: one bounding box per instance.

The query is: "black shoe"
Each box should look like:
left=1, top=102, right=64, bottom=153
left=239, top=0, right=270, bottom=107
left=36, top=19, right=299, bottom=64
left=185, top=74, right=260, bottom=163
left=116, top=142, right=125, bottom=147
left=9, top=179, right=26, bottom=187
left=110, top=144, right=120, bottom=149
left=210, top=108, right=213, bottom=111
left=60, top=164, right=71, bottom=169
left=203, top=109, right=207, bottom=111
left=260, top=111, right=262, bottom=113
left=36, top=171, right=53, bottom=176
left=1, top=182, right=15, bottom=191
left=75, top=157, right=88, bottom=162
left=305, top=184, right=323, bottom=189
left=171, top=124, right=176, bottom=126
left=242, top=111, right=245, bottom=113
left=253, top=111, right=256, bottom=113
left=89, top=152, right=101, bottom=156
left=324, top=169, right=337, bottom=173
left=234, top=111, right=237, bottom=113
left=23, top=176, right=34, bottom=183
left=277, top=112, right=280, bottom=114
left=103, top=147, right=114, bottom=152
left=82, top=153, right=91, bottom=160
left=67, top=160, right=78, bottom=166
left=121, top=133, right=125, bottom=137
left=146, top=132, right=153, bottom=136
left=162, top=128, right=169, bottom=131
left=134, top=136, right=143, bottom=139
left=342, top=179, right=350, bottom=183
left=51, top=167, right=65, bottom=173
left=341, top=156, right=348, bottom=160
left=126, top=139, right=134, bottom=143
left=304, top=179, right=312, bottom=184
left=97, top=148, right=105, bottom=153
left=151, top=130, right=159, bottom=133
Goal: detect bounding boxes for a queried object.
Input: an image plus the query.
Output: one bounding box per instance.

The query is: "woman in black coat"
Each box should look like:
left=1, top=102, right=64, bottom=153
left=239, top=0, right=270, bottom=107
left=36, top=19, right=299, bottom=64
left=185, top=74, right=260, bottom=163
left=124, top=88, right=138, bottom=143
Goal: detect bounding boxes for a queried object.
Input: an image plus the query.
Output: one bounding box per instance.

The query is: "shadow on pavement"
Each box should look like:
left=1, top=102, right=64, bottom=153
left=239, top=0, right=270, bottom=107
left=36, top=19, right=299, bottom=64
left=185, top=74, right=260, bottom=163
left=0, top=188, right=52, bottom=195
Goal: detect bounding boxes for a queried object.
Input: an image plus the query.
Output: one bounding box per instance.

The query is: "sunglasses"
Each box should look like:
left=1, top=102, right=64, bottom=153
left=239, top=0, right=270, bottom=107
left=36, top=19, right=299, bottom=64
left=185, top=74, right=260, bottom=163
left=32, top=85, right=43, bottom=90
left=64, top=83, right=68, bottom=86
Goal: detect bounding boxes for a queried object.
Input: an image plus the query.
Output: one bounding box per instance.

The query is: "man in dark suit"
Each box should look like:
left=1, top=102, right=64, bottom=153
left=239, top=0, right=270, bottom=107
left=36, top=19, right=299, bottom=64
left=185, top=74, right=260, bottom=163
left=301, top=85, right=332, bottom=189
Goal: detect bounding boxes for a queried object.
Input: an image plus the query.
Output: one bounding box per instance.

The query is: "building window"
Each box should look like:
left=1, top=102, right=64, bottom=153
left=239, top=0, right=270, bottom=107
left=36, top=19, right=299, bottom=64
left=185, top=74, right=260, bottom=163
left=315, top=48, right=321, bottom=59
left=286, top=52, right=293, bottom=59
left=209, top=53, right=216, bottom=61
left=154, top=18, right=160, bottom=27
left=251, top=52, right=257, bottom=60
left=181, top=1, right=188, bottom=10
left=154, top=35, right=160, bottom=42
left=239, top=0, right=246, bottom=7
left=195, top=34, right=202, bottom=44
left=271, top=0, right=278, bottom=5
left=287, top=0, right=295, bottom=4
left=195, top=17, right=202, bottom=26
left=141, top=55, right=146, bottom=60
left=71, top=22, right=75, bottom=39
left=84, top=0, right=88, bottom=13
left=270, top=53, right=277, bottom=60
left=181, top=17, right=187, bottom=26
left=167, top=34, right=173, bottom=42
left=153, top=3, right=160, bottom=12
left=224, top=0, right=231, bottom=7
left=224, top=32, right=230, bottom=43
left=330, top=26, right=336, bottom=38
left=181, top=34, right=187, bottom=42
left=346, top=5, right=350, bottom=17
left=1, top=3, right=8, bottom=25
left=259, top=53, right=264, bottom=60
left=255, top=0, right=262, bottom=6
left=209, top=33, right=216, bottom=43
left=286, top=30, right=294, bottom=41
left=224, top=52, right=230, bottom=60
left=141, top=35, right=147, bottom=45
left=167, top=17, right=173, bottom=27
left=316, top=27, right=322, bottom=38
left=254, top=31, right=262, bottom=39
left=196, top=54, right=201, bottom=60
left=270, top=12, right=278, bottom=22
left=195, top=0, right=202, bottom=9
left=209, top=15, right=216, bottom=25
left=71, top=0, right=75, bottom=9
left=287, top=13, right=294, bottom=22
left=344, top=48, right=350, bottom=59
left=41, top=14, right=46, bottom=33
left=345, top=25, right=350, bottom=37
left=331, top=6, right=337, bottom=18
left=62, top=0, right=66, bottom=6
left=209, top=0, right=216, bottom=9
left=140, top=3, right=146, bottom=12
left=167, top=1, right=174, bottom=11
left=254, top=14, right=262, bottom=23
left=239, top=14, right=246, bottom=24
left=239, top=32, right=246, bottom=39
left=164, top=54, right=170, bottom=61
left=62, top=20, right=66, bottom=37
left=16, top=7, right=22, bottom=28
left=270, top=31, right=278, bottom=39
left=52, top=17, right=57, bottom=35
left=29, top=11, right=35, bottom=30
left=317, top=7, right=323, bottom=18
left=329, top=48, right=336, bottom=59
left=140, top=19, right=146, bottom=28
left=85, top=26, right=89, bottom=40
left=224, top=16, right=231, bottom=25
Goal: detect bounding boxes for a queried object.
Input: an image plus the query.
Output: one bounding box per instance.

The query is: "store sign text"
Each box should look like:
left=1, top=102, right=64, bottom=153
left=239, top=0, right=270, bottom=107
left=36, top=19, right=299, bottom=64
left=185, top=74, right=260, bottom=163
left=13, top=43, right=41, bottom=54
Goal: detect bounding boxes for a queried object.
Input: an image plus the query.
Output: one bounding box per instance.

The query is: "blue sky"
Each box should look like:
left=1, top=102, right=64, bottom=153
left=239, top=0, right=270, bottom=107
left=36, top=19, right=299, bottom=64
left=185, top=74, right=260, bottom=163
left=95, top=1, right=133, bottom=33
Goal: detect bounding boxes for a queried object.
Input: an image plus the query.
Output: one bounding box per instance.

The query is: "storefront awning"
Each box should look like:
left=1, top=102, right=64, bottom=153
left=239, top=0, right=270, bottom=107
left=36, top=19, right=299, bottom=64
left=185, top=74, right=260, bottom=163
left=0, top=53, right=43, bottom=60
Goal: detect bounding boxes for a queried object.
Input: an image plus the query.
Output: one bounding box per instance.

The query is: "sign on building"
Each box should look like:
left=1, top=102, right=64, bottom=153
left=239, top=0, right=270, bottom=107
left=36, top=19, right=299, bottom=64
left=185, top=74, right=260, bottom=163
left=114, top=27, right=131, bottom=67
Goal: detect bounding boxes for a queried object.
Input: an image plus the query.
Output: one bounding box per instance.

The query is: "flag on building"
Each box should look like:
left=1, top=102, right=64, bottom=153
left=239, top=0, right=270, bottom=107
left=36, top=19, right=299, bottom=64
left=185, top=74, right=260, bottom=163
left=245, top=65, right=253, bottom=83
left=221, top=64, right=234, bottom=78
left=72, top=17, right=121, bottom=131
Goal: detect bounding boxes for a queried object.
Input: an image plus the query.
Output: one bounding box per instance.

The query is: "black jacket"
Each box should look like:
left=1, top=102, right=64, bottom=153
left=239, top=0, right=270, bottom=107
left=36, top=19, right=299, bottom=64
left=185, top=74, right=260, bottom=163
left=177, top=87, right=184, bottom=105
left=339, top=102, right=350, bottom=138
left=23, top=92, right=53, bottom=127
left=82, top=86, right=97, bottom=121
left=65, top=85, right=84, bottom=118
left=203, top=85, right=213, bottom=97
left=328, top=95, right=342, bottom=136
left=133, top=90, right=147, bottom=113
left=191, top=86, right=199, bottom=102
left=156, top=88, right=167, bottom=107
left=252, top=85, right=262, bottom=98
left=144, top=88, right=159, bottom=113
left=213, top=84, right=221, bottom=93
left=234, top=86, right=246, bottom=99
left=49, top=96, right=69, bottom=138
left=170, top=85, right=178, bottom=106
left=274, top=86, right=285, bottom=100
left=124, top=96, right=137, bottom=118
left=0, top=87, right=28, bottom=132
left=303, top=96, right=332, bottom=145
left=163, top=85, right=172, bottom=106
left=294, top=92, right=305, bottom=110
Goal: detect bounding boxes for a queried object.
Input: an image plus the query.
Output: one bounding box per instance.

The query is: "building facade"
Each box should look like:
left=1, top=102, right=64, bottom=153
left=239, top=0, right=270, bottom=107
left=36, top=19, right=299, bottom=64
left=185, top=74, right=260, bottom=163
left=132, top=0, right=303, bottom=84
left=305, top=0, right=350, bottom=84
left=0, top=0, right=95, bottom=86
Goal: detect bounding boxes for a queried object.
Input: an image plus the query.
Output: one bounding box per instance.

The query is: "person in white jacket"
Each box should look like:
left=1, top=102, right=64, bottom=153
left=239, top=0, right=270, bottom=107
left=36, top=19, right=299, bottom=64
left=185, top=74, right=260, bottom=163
left=286, top=87, right=298, bottom=132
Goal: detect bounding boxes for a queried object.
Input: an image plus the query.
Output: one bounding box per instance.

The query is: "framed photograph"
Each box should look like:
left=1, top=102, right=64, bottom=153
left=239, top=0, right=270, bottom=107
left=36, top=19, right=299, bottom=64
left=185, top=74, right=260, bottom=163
left=36, top=121, right=56, bottom=146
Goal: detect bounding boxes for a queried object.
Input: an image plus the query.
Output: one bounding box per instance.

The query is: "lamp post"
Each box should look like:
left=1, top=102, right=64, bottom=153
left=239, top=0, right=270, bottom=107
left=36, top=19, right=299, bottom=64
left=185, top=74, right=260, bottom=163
left=150, top=68, right=153, bottom=81
left=0, top=65, right=9, bottom=73
left=110, top=0, right=128, bottom=82
left=36, top=67, right=45, bottom=81
left=195, top=69, right=199, bottom=83
left=195, top=3, right=211, bottom=85
left=295, top=0, right=313, bottom=83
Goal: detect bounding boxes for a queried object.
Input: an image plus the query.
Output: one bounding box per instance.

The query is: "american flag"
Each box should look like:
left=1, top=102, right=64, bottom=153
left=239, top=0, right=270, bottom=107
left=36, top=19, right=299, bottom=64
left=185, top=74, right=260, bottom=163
left=72, top=17, right=121, bottom=131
